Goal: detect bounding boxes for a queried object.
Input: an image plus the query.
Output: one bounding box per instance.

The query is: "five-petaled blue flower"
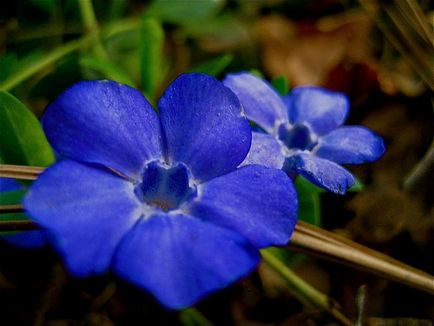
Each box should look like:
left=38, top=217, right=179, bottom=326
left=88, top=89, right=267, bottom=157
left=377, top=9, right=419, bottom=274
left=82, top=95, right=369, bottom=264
left=224, top=72, right=385, bottom=194
left=24, top=73, right=298, bottom=309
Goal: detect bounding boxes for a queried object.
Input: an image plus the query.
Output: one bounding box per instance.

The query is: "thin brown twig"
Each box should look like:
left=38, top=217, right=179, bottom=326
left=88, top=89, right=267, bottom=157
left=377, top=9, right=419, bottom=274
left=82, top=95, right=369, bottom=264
left=405, top=0, right=433, bottom=42
left=359, top=0, right=434, bottom=89
left=291, top=222, right=434, bottom=294
left=383, top=5, right=432, bottom=72
left=0, top=204, right=433, bottom=295
left=1, top=164, right=433, bottom=294
left=395, top=1, right=431, bottom=43
left=0, top=220, right=36, bottom=231
left=0, top=204, right=24, bottom=214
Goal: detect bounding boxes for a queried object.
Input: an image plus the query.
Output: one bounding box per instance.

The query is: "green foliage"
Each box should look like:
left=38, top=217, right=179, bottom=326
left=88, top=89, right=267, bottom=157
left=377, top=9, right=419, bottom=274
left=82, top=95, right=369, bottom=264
left=139, top=15, right=165, bottom=99
left=80, top=54, right=136, bottom=86
left=295, top=176, right=323, bottom=226
left=0, top=190, right=27, bottom=227
left=29, top=0, right=56, bottom=12
left=0, top=91, right=55, bottom=167
left=149, top=0, right=225, bottom=25
left=271, top=76, right=290, bottom=95
left=189, top=54, right=234, bottom=76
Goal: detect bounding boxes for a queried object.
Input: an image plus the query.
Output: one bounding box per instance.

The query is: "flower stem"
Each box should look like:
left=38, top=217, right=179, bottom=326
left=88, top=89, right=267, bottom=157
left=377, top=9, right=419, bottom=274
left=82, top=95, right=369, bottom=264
left=179, top=307, right=214, bottom=326
left=78, top=0, right=109, bottom=60
left=261, top=249, right=353, bottom=326
left=0, top=18, right=140, bottom=91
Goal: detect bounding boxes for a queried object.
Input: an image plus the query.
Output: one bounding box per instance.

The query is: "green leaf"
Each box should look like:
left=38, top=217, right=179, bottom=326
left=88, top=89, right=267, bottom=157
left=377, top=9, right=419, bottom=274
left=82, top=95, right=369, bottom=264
left=79, top=54, right=136, bottom=87
left=348, top=178, right=364, bottom=192
left=0, top=189, right=29, bottom=236
left=0, top=91, right=55, bottom=167
left=0, top=53, right=18, bottom=82
left=271, top=75, right=289, bottom=95
left=272, top=177, right=323, bottom=267
left=30, top=0, right=56, bottom=12
left=295, top=176, right=323, bottom=226
left=0, top=189, right=24, bottom=206
left=179, top=308, right=213, bottom=326
left=189, top=54, right=233, bottom=76
left=149, top=0, right=225, bottom=25
left=139, top=15, right=165, bottom=99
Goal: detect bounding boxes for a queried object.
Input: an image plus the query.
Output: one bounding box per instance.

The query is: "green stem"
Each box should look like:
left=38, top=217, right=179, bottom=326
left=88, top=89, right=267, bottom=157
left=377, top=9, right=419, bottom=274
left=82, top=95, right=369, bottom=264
left=78, top=0, right=108, bottom=59
left=179, top=307, right=214, bottom=326
left=0, top=18, right=140, bottom=91
left=261, top=249, right=353, bottom=326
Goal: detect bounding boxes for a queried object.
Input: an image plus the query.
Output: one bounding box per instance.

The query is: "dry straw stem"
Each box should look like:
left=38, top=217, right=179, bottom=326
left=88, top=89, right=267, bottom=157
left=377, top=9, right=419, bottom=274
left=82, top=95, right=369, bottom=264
left=0, top=164, right=44, bottom=180
left=290, top=222, right=434, bottom=295
left=359, top=0, right=434, bottom=90
left=1, top=164, right=433, bottom=295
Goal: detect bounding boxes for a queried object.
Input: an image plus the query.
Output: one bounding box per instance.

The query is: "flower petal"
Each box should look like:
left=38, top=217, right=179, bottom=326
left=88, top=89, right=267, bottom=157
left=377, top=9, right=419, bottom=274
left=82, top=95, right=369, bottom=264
left=223, top=72, right=288, bottom=133
left=42, top=80, right=163, bottom=180
left=284, top=86, right=349, bottom=135
left=240, top=132, right=285, bottom=169
left=0, top=178, right=24, bottom=192
left=159, top=73, right=251, bottom=182
left=284, top=153, right=355, bottom=194
left=315, top=126, right=385, bottom=164
left=114, top=214, right=259, bottom=309
left=24, top=160, right=141, bottom=277
left=189, top=165, right=297, bottom=248
left=2, top=231, right=47, bottom=249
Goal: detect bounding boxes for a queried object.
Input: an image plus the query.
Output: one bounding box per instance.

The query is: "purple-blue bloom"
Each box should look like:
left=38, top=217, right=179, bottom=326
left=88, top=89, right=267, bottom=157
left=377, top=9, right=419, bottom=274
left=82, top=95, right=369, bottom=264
left=23, top=73, right=298, bottom=309
left=223, top=72, right=385, bottom=194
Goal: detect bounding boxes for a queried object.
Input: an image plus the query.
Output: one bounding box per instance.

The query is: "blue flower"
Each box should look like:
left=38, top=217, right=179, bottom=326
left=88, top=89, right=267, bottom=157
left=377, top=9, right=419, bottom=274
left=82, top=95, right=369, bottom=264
left=23, top=73, right=298, bottom=309
left=223, top=72, right=385, bottom=194
left=0, top=178, right=47, bottom=248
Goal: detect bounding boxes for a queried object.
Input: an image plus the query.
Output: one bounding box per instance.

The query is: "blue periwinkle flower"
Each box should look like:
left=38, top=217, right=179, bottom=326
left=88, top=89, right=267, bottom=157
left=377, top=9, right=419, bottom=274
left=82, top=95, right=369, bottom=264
left=223, top=72, right=385, bottom=194
left=24, top=73, right=298, bottom=309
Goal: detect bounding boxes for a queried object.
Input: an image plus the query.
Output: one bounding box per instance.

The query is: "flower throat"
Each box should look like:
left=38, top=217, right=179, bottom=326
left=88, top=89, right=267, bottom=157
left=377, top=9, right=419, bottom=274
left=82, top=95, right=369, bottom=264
left=134, top=162, right=196, bottom=212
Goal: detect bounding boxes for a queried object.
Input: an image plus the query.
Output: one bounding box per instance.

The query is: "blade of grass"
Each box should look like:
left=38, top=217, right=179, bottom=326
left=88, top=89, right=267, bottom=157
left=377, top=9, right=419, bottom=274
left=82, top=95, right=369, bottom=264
left=404, top=0, right=433, bottom=42
left=0, top=17, right=140, bottom=91
left=383, top=4, right=432, bottom=73
left=78, top=0, right=108, bottom=60
left=395, top=1, right=431, bottom=43
left=359, top=0, right=434, bottom=90
left=261, top=250, right=353, bottom=326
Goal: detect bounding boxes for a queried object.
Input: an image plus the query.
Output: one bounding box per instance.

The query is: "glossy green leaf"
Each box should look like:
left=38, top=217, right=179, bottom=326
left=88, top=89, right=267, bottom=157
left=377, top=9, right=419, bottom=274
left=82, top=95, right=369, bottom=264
left=189, top=54, right=233, bottom=76
left=0, top=91, right=55, bottom=167
left=79, top=54, right=136, bottom=87
left=140, top=15, right=164, bottom=99
left=149, top=0, right=225, bottom=25
left=272, top=75, right=290, bottom=95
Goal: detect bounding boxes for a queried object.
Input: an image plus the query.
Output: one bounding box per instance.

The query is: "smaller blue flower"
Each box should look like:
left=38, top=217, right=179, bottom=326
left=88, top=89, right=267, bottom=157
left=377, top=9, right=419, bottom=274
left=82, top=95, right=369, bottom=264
left=223, top=72, right=385, bottom=194
left=24, top=73, right=298, bottom=309
left=0, top=178, right=47, bottom=248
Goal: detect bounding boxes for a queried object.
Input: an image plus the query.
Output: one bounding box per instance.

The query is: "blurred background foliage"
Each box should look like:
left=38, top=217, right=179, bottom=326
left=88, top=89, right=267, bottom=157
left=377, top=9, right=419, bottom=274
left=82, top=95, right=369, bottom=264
left=0, top=0, right=433, bottom=325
